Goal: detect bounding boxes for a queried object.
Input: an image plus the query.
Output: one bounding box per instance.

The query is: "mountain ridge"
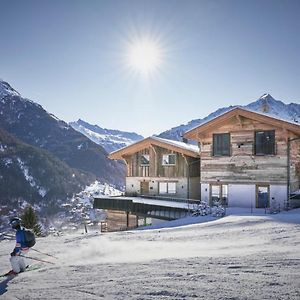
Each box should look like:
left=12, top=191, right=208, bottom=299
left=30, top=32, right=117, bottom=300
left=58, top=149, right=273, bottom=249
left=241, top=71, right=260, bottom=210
left=0, top=79, right=125, bottom=196
left=158, top=94, right=300, bottom=141
left=0, top=127, right=92, bottom=211
left=70, top=119, right=144, bottom=152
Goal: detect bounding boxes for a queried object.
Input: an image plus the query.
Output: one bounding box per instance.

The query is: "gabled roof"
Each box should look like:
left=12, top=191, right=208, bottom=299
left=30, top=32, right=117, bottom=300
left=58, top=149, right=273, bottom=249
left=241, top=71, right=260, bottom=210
left=184, top=106, right=300, bottom=140
left=109, top=136, right=199, bottom=160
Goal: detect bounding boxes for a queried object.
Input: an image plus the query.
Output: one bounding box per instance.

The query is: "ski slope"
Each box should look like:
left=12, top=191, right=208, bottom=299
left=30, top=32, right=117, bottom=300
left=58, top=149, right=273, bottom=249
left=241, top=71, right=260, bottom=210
left=1, top=208, right=300, bottom=299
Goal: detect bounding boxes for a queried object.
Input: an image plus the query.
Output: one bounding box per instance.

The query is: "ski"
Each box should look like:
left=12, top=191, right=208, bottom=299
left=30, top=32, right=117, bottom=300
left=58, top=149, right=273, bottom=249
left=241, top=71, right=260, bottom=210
left=0, top=264, right=43, bottom=280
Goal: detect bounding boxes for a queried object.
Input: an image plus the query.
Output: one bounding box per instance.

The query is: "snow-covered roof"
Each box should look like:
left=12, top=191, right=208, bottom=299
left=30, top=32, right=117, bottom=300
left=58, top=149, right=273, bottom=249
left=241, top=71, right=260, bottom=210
left=109, top=135, right=199, bottom=159
left=150, top=136, right=199, bottom=154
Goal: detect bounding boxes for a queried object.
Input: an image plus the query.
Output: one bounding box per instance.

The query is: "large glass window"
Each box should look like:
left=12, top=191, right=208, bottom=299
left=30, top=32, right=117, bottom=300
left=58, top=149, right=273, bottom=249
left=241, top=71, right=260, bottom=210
left=162, top=154, right=176, bottom=165
left=213, top=133, right=230, bottom=156
left=255, top=130, right=275, bottom=155
left=159, top=182, right=176, bottom=194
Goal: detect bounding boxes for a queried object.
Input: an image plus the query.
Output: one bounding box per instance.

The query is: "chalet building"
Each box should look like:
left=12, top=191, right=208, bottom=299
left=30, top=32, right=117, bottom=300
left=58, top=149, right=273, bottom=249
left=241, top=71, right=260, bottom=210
left=109, top=136, right=200, bottom=199
left=184, top=107, right=300, bottom=209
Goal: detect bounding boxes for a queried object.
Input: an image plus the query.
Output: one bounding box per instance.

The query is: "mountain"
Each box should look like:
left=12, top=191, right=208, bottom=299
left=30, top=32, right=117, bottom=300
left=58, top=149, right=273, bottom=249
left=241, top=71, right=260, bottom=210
left=158, top=94, right=300, bottom=141
left=70, top=119, right=144, bottom=152
left=0, top=79, right=125, bottom=189
left=0, top=127, right=91, bottom=212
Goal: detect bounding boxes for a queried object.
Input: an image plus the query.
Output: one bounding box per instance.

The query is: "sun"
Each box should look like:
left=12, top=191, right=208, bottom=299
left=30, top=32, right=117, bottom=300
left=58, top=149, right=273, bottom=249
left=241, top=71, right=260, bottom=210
left=126, top=38, right=162, bottom=76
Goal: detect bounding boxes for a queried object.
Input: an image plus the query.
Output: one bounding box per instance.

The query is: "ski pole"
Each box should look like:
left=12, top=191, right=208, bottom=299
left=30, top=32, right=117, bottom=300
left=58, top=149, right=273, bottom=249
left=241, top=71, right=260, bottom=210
left=31, top=248, right=58, bottom=259
left=19, top=254, right=55, bottom=265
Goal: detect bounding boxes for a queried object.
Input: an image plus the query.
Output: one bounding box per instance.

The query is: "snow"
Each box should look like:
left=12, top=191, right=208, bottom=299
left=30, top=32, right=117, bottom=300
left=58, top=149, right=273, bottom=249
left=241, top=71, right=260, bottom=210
left=2, top=158, right=12, bottom=166
left=159, top=94, right=300, bottom=141
left=0, top=80, right=20, bottom=98
left=151, top=136, right=199, bottom=153
left=185, top=105, right=300, bottom=137
left=17, top=158, right=36, bottom=187
left=49, top=113, right=60, bottom=122
left=16, top=158, right=48, bottom=197
left=0, top=144, right=6, bottom=152
left=70, top=120, right=144, bottom=152
left=1, top=208, right=300, bottom=299
left=77, top=143, right=83, bottom=150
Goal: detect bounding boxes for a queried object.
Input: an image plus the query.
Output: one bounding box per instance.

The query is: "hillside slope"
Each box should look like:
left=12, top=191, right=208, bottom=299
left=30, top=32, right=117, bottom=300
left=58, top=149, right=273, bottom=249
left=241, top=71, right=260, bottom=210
left=0, top=80, right=125, bottom=187
left=0, top=209, right=299, bottom=299
left=0, top=128, right=92, bottom=211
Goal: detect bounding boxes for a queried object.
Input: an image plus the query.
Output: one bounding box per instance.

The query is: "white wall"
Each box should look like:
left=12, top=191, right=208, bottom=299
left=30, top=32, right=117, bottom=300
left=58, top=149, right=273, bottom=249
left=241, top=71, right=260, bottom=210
left=270, top=185, right=287, bottom=210
left=228, top=184, right=256, bottom=208
left=201, top=183, right=210, bottom=204
left=201, top=183, right=255, bottom=207
left=125, top=177, right=190, bottom=198
left=200, top=183, right=287, bottom=209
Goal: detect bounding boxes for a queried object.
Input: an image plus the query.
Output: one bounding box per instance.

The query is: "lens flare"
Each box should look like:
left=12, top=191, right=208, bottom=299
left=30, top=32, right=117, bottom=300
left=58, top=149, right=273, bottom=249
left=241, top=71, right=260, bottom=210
left=126, top=38, right=162, bottom=76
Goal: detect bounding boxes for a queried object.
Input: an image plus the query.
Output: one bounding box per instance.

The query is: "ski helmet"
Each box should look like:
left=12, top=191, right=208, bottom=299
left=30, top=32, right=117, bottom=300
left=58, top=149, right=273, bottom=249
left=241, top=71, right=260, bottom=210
left=10, top=217, right=22, bottom=229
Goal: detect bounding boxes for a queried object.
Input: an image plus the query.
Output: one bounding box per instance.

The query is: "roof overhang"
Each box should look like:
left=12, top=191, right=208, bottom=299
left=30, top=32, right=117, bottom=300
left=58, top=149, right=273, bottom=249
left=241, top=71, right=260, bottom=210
left=184, top=107, right=300, bottom=140
left=109, top=137, right=199, bottom=160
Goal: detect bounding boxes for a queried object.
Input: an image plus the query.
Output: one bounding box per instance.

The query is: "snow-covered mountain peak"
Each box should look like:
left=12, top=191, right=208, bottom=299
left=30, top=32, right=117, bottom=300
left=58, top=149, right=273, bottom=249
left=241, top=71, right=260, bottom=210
left=259, top=93, right=273, bottom=100
left=70, top=119, right=144, bottom=153
left=0, top=79, right=20, bottom=98
left=159, top=94, right=300, bottom=141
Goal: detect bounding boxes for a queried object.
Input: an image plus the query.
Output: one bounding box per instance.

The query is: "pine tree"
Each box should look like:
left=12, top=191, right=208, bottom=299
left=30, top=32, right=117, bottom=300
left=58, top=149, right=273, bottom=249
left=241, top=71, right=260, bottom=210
left=21, top=206, right=42, bottom=236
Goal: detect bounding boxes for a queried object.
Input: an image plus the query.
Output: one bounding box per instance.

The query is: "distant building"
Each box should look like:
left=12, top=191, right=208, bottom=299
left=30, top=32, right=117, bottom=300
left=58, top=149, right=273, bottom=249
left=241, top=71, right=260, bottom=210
left=109, top=136, right=200, bottom=199
left=184, top=107, right=300, bottom=209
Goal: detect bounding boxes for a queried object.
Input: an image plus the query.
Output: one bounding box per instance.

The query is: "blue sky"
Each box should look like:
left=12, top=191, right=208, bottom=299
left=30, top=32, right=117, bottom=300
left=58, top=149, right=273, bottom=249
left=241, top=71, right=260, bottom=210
left=0, top=0, right=299, bottom=136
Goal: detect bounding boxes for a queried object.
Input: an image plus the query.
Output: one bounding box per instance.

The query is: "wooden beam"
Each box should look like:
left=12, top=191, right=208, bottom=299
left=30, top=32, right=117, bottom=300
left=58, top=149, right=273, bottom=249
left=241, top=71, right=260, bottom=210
left=184, top=107, right=300, bottom=140
left=109, top=137, right=199, bottom=159
left=236, top=114, right=243, bottom=128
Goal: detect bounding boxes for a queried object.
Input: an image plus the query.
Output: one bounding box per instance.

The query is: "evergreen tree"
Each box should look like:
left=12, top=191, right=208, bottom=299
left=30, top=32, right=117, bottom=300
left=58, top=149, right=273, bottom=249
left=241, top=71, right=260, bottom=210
left=21, top=206, right=42, bottom=236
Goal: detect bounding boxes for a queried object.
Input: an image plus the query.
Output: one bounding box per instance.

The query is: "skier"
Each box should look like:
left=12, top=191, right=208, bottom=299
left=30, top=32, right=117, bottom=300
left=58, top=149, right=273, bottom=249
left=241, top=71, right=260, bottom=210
left=9, top=217, right=29, bottom=275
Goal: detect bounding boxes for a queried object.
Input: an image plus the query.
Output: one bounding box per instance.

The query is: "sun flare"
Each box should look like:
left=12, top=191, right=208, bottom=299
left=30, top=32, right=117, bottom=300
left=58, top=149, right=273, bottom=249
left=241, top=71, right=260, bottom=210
left=126, top=38, right=162, bottom=75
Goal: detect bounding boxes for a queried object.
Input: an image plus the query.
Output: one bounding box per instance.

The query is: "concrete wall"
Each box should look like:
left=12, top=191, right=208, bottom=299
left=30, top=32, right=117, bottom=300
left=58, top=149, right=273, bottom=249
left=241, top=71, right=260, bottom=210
left=201, top=183, right=210, bottom=204
left=270, top=185, right=286, bottom=210
left=200, top=182, right=287, bottom=208
left=126, top=177, right=200, bottom=199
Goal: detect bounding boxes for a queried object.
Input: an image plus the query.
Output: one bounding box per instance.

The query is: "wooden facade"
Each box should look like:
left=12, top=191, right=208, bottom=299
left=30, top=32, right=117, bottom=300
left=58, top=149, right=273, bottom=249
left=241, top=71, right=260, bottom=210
left=109, top=137, right=200, bottom=199
left=122, top=146, right=199, bottom=178
left=184, top=107, right=300, bottom=208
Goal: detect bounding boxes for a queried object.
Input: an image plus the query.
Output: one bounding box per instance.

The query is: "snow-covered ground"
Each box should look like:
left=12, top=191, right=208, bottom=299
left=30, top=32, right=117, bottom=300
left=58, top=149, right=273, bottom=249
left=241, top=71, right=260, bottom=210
left=1, top=208, right=300, bottom=299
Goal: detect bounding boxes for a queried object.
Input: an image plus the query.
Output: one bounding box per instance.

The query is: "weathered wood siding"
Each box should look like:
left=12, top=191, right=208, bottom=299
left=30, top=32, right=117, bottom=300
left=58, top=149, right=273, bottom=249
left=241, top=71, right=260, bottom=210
left=198, top=116, right=298, bottom=185
left=290, top=138, right=300, bottom=191
left=123, top=145, right=200, bottom=178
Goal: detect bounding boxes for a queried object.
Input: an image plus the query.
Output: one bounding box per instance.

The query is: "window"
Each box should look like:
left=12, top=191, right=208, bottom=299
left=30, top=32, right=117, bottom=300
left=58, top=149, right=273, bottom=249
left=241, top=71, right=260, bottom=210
left=213, top=133, right=230, bottom=156
left=168, top=182, right=176, bottom=194
left=162, top=154, right=176, bottom=165
left=159, top=182, right=168, bottom=194
left=255, top=130, right=275, bottom=155
left=210, top=184, right=228, bottom=206
left=141, top=154, right=150, bottom=166
left=159, top=182, right=176, bottom=194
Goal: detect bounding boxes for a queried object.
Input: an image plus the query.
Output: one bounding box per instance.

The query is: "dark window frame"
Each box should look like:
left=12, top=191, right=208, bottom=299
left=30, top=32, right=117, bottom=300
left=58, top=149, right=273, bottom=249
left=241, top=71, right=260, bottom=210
left=140, top=154, right=150, bottom=166
left=254, top=130, right=275, bottom=155
left=212, top=133, right=231, bottom=156
left=162, top=154, right=176, bottom=166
